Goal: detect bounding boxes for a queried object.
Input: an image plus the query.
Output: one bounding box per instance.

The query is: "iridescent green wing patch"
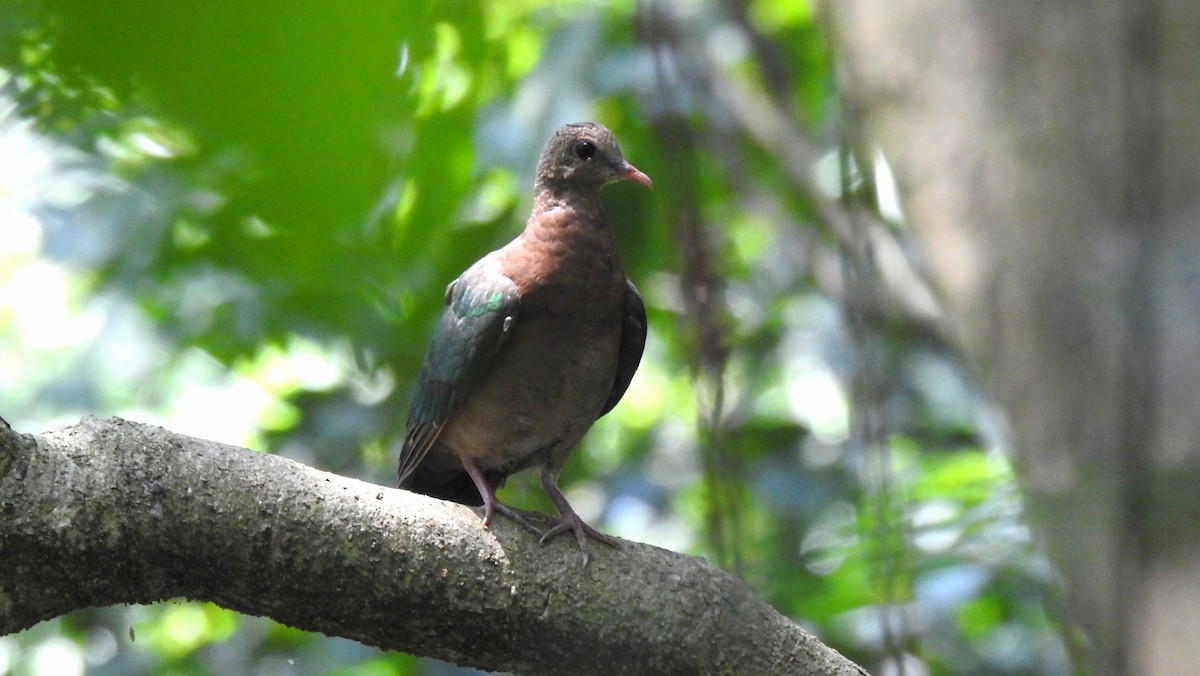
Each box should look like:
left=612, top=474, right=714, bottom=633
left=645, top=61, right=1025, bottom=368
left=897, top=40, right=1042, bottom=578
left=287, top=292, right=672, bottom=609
left=398, top=262, right=521, bottom=485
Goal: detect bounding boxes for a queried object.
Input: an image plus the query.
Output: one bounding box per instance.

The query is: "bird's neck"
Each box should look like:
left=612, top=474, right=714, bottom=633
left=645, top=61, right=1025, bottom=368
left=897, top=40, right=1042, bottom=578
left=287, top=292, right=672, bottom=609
left=521, top=200, right=614, bottom=246
left=532, top=180, right=604, bottom=214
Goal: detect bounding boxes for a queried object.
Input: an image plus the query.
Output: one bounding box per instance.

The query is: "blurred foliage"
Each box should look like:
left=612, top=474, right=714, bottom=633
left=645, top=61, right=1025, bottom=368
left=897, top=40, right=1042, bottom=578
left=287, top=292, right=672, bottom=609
left=0, top=0, right=1070, bottom=674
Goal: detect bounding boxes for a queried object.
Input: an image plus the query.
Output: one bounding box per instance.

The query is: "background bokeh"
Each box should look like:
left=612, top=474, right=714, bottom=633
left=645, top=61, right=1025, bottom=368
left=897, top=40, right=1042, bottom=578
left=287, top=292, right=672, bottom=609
left=0, top=1, right=1069, bottom=674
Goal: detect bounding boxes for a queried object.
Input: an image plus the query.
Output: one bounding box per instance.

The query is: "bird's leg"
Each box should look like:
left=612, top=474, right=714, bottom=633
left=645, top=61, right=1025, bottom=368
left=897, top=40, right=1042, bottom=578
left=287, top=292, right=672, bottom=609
left=459, top=454, right=542, bottom=537
left=539, top=468, right=620, bottom=566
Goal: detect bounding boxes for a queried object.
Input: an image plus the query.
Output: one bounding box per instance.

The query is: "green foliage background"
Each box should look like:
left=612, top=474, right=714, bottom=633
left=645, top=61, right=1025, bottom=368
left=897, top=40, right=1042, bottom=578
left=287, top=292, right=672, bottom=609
left=0, top=1, right=1069, bottom=674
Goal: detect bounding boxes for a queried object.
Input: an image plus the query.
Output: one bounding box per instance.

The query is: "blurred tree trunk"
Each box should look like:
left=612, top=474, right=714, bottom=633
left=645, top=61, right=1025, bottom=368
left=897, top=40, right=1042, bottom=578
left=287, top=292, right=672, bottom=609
left=821, top=1, right=1200, bottom=673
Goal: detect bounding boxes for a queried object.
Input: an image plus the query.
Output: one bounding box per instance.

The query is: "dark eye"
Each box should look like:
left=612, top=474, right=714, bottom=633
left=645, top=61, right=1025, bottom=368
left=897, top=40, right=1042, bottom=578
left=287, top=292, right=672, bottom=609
left=574, top=140, right=596, bottom=160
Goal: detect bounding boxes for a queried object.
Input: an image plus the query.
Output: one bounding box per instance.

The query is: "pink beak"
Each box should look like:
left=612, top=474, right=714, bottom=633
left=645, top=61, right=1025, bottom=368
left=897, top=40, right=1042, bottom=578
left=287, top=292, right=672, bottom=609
left=621, top=162, right=653, bottom=189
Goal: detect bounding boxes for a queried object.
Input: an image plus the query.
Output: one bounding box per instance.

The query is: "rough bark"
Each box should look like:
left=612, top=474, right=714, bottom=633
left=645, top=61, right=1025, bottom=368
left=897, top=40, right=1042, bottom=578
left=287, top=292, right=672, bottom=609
left=0, top=416, right=865, bottom=676
left=821, top=1, right=1200, bottom=673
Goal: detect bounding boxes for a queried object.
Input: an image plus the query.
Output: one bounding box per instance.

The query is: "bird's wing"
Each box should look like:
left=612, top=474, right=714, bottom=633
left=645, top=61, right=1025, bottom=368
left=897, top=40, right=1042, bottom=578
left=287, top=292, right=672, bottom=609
left=397, top=260, right=521, bottom=486
left=599, top=278, right=647, bottom=417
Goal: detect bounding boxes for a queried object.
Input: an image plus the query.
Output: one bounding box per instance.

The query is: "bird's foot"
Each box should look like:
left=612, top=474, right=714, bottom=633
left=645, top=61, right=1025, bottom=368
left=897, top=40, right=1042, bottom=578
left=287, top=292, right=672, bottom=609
left=480, top=496, right=543, bottom=538
left=540, top=513, right=620, bottom=566
left=460, top=454, right=543, bottom=537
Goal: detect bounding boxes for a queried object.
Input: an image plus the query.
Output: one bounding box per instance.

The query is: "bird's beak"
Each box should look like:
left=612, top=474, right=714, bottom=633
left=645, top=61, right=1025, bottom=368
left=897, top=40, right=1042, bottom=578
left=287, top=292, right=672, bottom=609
left=621, top=162, right=653, bottom=189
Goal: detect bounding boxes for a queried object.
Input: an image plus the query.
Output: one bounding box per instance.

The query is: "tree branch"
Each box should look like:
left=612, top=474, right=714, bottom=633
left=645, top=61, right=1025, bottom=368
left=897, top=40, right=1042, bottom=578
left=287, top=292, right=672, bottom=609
left=0, top=416, right=865, bottom=675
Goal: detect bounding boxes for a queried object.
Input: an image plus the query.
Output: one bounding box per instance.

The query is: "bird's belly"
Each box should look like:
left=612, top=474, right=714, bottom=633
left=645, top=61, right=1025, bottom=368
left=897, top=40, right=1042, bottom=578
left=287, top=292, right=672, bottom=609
left=437, top=319, right=620, bottom=471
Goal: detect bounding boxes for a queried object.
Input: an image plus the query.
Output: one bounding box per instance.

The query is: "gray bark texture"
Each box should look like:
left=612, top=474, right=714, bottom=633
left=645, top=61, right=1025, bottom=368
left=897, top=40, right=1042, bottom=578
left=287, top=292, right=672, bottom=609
left=821, top=1, right=1200, bottom=673
left=0, top=415, right=866, bottom=676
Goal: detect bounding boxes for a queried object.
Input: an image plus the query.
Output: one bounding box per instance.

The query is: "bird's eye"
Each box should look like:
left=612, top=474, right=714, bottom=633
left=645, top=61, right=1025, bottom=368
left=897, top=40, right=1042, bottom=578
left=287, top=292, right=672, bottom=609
left=574, top=140, right=596, bottom=160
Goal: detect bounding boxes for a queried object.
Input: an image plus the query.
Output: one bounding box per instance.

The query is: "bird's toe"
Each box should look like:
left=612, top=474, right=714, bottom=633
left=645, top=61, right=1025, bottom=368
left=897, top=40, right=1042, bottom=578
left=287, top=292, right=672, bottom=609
left=540, top=515, right=620, bottom=566
left=481, top=497, right=544, bottom=537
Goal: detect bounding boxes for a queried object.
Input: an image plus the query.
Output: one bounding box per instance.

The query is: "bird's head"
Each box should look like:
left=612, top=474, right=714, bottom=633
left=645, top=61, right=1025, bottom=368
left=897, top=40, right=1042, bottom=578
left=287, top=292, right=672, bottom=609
left=535, top=122, right=653, bottom=192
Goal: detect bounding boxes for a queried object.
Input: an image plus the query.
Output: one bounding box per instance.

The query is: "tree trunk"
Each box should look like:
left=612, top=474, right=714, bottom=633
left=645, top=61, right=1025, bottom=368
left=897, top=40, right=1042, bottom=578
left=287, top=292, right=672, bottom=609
left=0, top=416, right=865, bottom=676
left=821, top=1, right=1200, bottom=673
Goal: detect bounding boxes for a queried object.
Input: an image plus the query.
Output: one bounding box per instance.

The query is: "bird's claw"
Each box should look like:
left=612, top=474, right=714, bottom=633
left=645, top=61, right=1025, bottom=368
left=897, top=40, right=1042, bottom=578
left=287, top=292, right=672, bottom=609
left=540, top=515, right=620, bottom=566
left=481, top=498, right=543, bottom=538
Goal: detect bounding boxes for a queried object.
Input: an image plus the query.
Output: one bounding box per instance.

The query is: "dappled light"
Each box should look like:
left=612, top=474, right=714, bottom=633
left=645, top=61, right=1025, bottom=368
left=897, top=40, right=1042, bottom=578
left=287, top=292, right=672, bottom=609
left=3, top=1, right=1155, bottom=674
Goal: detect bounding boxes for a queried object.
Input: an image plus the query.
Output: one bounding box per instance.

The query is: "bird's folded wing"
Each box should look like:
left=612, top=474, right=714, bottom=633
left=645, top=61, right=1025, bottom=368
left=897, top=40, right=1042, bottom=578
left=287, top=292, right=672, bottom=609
left=599, top=278, right=647, bottom=417
left=397, top=260, right=521, bottom=485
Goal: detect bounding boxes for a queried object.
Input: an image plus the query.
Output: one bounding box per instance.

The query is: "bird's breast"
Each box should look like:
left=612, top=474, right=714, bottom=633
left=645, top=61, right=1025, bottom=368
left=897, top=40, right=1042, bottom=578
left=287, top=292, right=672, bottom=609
left=505, top=207, right=625, bottom=305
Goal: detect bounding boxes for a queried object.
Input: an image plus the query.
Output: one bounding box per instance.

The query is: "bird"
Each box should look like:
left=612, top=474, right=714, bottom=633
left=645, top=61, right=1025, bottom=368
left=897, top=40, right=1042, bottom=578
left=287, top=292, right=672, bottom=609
left=397, top=122, right=651, bottom=565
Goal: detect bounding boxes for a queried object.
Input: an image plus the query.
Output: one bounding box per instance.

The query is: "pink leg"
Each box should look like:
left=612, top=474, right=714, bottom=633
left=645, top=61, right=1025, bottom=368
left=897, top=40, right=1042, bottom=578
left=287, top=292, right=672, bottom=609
left=460, top=455, right=542, bottom=537
left=539, top=469, right=620, bottom=566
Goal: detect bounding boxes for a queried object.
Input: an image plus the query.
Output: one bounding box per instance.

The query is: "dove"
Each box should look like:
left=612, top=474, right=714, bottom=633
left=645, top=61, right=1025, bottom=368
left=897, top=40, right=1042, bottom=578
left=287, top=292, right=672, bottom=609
left=397, top=122, right=651, bottom=565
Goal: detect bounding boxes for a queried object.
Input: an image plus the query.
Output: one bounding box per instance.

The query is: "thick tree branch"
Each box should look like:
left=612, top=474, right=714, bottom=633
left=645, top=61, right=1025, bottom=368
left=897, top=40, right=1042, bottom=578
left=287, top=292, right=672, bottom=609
left=0, top=416, right=865, bottom=675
